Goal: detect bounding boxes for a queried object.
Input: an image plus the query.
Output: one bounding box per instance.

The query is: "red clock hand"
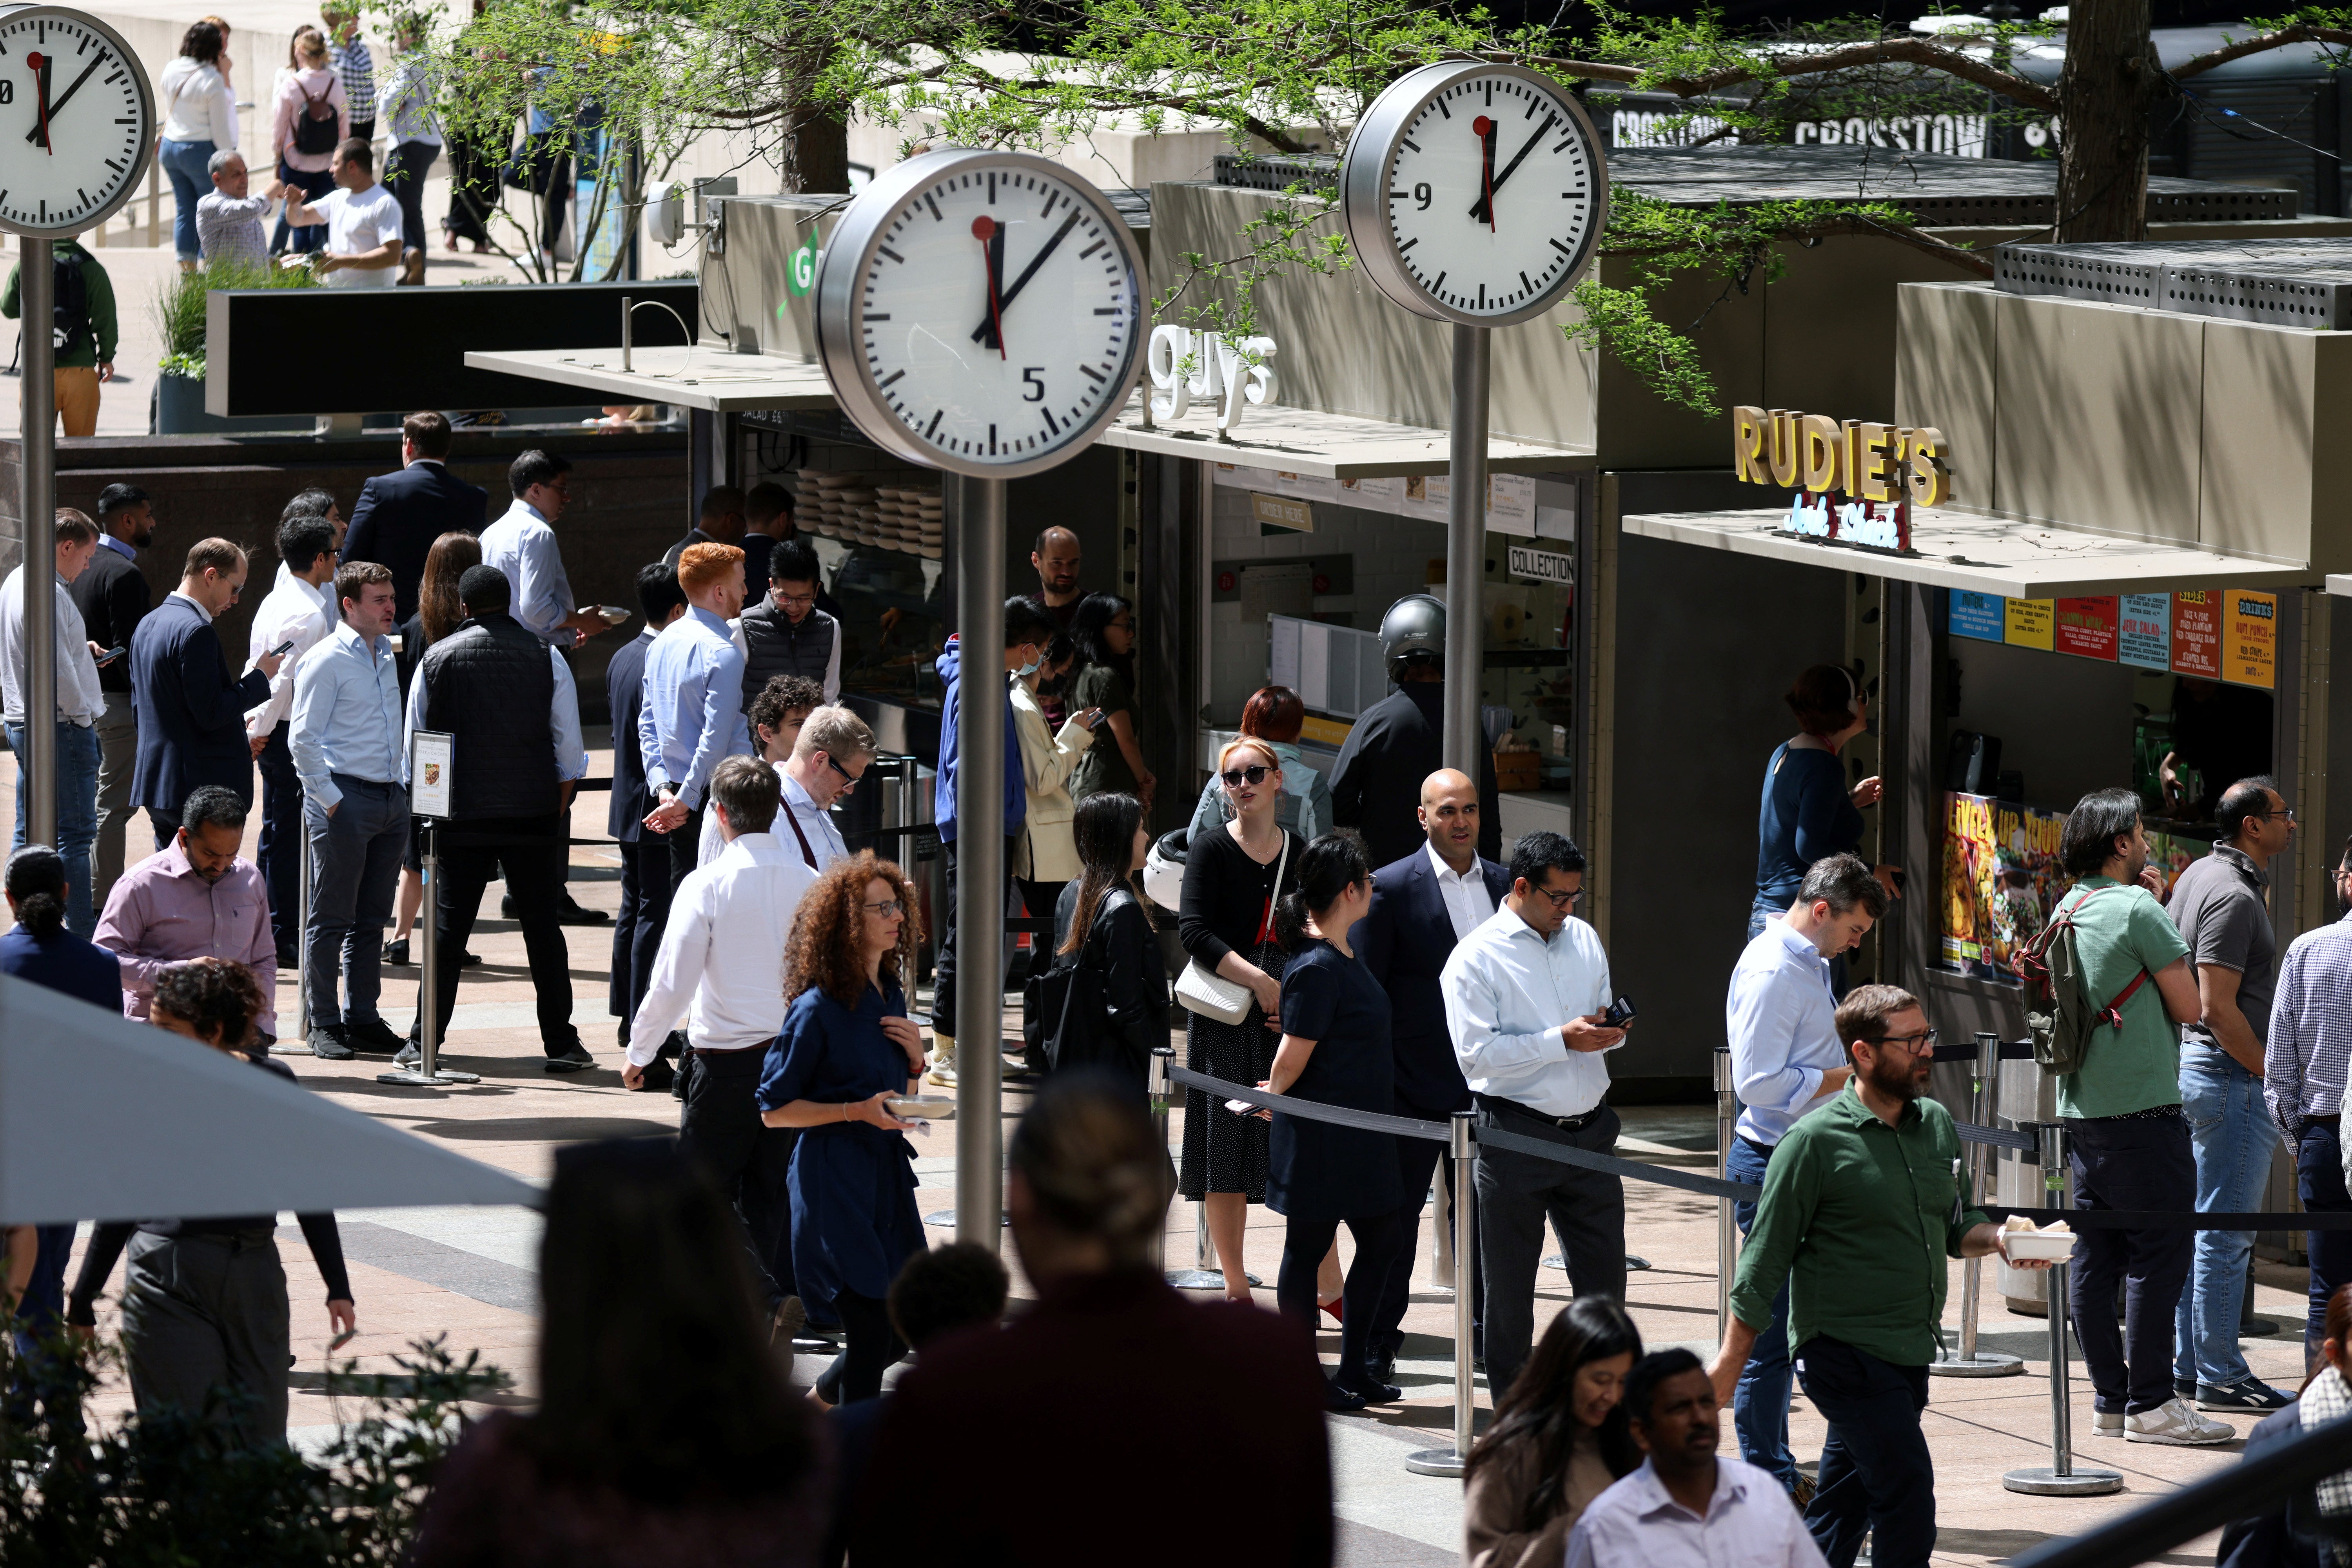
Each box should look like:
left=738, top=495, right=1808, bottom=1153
left=972, top=214, right=1007, bottom=359
left=26, top=51, right=49, bottom=154
left=1472, top=114, right=1495, bottom=231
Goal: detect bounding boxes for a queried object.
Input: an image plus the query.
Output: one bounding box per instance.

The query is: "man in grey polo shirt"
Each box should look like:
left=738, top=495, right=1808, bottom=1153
left=2167, top=774, right=2296, bottom=1411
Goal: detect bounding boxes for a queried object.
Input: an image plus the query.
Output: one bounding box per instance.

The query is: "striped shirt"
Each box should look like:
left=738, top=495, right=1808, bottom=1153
left=2266, top=908, right=2352, bottom=1133
left=330, top=38, right=376, bottom=125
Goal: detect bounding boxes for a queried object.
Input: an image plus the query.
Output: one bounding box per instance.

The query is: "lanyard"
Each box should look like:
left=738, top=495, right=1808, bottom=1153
left=780, top=797, right=820, bottom=871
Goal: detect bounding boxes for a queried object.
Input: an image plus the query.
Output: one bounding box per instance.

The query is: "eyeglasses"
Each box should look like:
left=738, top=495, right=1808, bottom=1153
left=862, top=899, right=904, bottom=917
left=774, top=588, right=817, bottom=609
left=2254, top=808, right=2298, bottom=824
left=227, top=581, right=243, bottom=600
left=1877, top=1028, right=1939, bottom=1054
left=1220, top=764, right=1273, bottom=788
left=1536, top=885, right=1583, bottom=909
left=825, top=753, right=866, bottom=791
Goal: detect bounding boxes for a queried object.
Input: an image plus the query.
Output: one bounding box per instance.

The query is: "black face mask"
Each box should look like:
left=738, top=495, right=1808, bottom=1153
left=1037, top=671, right=1068, bottom=698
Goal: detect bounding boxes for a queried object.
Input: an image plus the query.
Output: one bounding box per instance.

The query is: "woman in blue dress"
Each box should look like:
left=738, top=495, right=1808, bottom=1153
left=758, top=850, right=930, bottom=1405
left=1260, top=832, right=1406, bottom=1412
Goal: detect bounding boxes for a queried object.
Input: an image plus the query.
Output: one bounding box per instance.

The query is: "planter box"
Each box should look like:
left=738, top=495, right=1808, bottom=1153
left=152, top=372, right=309, bottom=435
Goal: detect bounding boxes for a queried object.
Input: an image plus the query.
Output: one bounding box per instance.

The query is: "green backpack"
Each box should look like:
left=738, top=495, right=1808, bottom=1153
left=2015, top=884, right=2151, bottom=1076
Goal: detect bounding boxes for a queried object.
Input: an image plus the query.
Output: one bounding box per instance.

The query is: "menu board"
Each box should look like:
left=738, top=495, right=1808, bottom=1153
left=2118, top=594, right=2171, bottom=670
left=1950, top=591, right=2004, bottom=642
left=1947, top=587, right=2278, bottom=689
left=2172, top=591, right=2222, bottom=678
left=1940, top=791, right=2209, bottom=982
left=2054, top=597, right=2118, bottom=660
left=2004, top=598, right=2054, bottom=650
left=2227, top=590, right=2277, bottom=689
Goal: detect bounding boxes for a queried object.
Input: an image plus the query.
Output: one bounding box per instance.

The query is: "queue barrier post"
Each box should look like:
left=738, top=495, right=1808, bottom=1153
left=378, top=819, right=480, bottom=1088
left=1713, top=1046, right=1737, bottom=1338
left=1933, top=1031, right=2024, bottom=1378
left=1149, top=1046, right=1173, bottom=1273
left=275, top=827, right=316, bottom=1055
left=2004, top=1122, right=2121, bottom=1496
left=1406, top=1110, right=1479, bottom=1478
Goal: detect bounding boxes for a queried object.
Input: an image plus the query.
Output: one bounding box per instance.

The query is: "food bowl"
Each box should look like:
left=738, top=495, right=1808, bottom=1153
left=2001, top=1226, right=2076, bottom=1262
left=886, top=1095, right=956, bottom=1121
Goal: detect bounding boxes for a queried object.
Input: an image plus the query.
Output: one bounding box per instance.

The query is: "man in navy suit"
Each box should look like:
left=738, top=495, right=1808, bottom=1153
left=1357, top=768, right=1510, bottom=1385
left=129, top=539, right=281, bottom=853
left=609, top=562, right=688, bottom=1091
left=341, top=410, right=488, bottom=624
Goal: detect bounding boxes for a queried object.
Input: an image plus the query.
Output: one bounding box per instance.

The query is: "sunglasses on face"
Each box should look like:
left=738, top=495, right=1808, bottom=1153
left=1220, top=764, right=1272, bottom=788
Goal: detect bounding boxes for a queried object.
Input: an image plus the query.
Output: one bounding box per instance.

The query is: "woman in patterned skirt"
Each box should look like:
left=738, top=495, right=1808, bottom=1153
left=1177, top=736, right=1302, bottom=1302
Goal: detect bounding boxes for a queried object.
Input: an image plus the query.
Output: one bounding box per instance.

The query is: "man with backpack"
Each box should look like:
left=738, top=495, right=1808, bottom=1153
left=0, top=240, right=116, bottom=437
left=2038, top=787, right=2225, bottom=1445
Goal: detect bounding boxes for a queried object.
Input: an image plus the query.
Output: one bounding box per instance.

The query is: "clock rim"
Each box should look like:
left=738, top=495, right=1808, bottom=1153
left=1339, top=59, right=1611, bottom=329
left=812, top=146, right=1148, bottom=482
left=0, top=2, right=157, bottom=239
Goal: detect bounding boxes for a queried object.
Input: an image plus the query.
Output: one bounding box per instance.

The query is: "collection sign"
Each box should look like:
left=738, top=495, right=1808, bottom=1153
left=1507, top=544, right=1574, bottom=584
left=1948, top=588, right=2277, bottom=689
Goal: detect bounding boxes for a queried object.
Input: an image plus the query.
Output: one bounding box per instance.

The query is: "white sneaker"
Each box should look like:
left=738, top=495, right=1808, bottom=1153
left=2125, top=1397, right=2236, bottom=1445
left=2092, top=1409, right=2123, bottom=1436
left=925, top=1038, right=958, bottom=1089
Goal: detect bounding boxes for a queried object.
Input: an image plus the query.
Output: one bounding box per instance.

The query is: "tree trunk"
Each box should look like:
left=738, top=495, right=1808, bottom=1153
left=2053, top=0, right=2162, bottom=241
left=786, top=109, right=851, bottom=194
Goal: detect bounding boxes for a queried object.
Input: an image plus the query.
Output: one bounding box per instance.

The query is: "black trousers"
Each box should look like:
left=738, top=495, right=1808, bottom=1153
left=814, top=1287, right=904, bottom=1406
left=384, top=139, right=438, bottom=261
left=665, top=805, right=704, bottom=896
left=1278, top=1207, right=1410, bottom=1394
left=1474, top=1096, right=1626, bottom=1399
left=1367, top=1105, right=1481, bottom=1366
left=2301, top=1119, right=2352, bottom=1364
left=255, top=723, right=302, bottom=953
left=677, top=1048, right=797, bottom=1311
left=147, top=808, right=181, bottom=855
left=610, top=837, right=674, bottom=1024
left=2068, top=1110, right=2195, bottom=1413
left=1797, top=1336, right=1935, bottom=1568
left=930, top=832, right=1016, bottom=1039
left=418, top=814, right=579, bottom=1056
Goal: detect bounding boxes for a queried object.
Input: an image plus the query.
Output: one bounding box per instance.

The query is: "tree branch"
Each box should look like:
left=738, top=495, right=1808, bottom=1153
left=2169, top=20, right=2352, bottom=80
left=1493, top=36, right=2058, bottom=113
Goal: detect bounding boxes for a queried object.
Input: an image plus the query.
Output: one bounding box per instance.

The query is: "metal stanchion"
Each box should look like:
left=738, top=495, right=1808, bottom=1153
left=1934, top=1031, right=2024, bottom=1378
left=1148, top=1046, right=1172, bottom=1273
left=275, top=827, right=316, bottom=1055
left=2004, top=1122, right=2121, bottom=1495
left=1715, top=1046, right=1738, bottom=1338
left=1408, top=1110, right=1479, bottom=1477
left=378, top=820, right=478, bottom=1087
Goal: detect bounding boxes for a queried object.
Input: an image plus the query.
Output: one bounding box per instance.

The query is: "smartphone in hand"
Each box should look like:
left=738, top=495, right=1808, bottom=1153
left=267, top=639, right=296, bottom=659
left=1602, top=995, right=1637, bottom=1029
left=95, top=645, right=125, bottom=666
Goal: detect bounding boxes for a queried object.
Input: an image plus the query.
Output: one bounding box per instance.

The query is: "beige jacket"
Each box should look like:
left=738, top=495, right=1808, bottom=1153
left=1461, top=1426, right=1617, bottom=1568
left=1011, top=676, right=1095, bottom=882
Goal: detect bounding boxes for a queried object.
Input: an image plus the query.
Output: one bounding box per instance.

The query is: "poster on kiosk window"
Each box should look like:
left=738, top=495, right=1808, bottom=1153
left=1940, top=794, right=2206, bottom=981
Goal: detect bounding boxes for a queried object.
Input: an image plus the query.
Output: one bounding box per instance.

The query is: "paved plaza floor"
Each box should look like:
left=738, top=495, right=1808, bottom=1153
left=16, top=735, right=2299, bottom=1565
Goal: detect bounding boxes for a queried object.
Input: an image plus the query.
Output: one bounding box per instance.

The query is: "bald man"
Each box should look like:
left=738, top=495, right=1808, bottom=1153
left=1031, top=526, right=1083, bottom=630
left=1356, top=768, right=1512, bottom=1384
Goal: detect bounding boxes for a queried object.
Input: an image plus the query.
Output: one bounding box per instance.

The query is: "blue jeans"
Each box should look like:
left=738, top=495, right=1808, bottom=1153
left=2173, top=1044, right=2280, bottom=1389
left=271, top=161, right=334, bottom=254
left=1728, top=1134, right=1798, bottom=1490
left=7, top=719, right=99, bottom=935
left=157, top=137, right=214, bottom=262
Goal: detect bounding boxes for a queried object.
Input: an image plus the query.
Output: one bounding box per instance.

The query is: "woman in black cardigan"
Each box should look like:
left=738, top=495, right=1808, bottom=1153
left=1051, top=792, right=1169, bottom=1109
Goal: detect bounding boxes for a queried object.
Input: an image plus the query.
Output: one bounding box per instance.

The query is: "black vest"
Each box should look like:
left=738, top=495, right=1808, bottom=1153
left=417, top=613, right=559, bottom=821
left=738, top=596, right=837, bottom=709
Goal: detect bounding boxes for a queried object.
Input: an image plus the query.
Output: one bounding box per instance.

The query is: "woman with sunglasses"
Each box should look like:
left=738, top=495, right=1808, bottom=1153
left=1189, top=685, right=1332, bottom=845
left=1177, top=737, right=1304, bottom=1303
left=759, top=851, right=929, bottom=1405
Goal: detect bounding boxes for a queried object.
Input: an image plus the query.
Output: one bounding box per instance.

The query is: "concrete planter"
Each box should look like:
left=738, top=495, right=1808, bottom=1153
left=151, top=371, right=309, bottom=435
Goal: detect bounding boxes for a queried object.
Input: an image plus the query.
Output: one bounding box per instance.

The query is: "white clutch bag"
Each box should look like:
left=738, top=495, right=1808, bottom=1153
left=1176, top=959, right=1252, bottom=1024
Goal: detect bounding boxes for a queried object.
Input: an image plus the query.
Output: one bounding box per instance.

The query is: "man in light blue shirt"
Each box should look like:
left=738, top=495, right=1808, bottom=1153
left=290, top=561, right=409, bottom=1060
left=640, top=541, right=754, bottom=893
left=1439, top=828, right=1627, bottom=1396
left=477, top=449, right=611, bottom=650
left=1720, top=852, right=1886, bottom=1494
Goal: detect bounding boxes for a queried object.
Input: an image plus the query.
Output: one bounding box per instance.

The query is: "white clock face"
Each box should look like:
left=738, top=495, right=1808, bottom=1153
left=846, top=162, right=1140, bottom=469
left=1378, top=71, right=1602, bottom=321
left=0, top=9, right=150, bottom=234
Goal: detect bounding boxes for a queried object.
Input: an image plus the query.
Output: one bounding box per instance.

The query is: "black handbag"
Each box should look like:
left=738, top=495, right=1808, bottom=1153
left=1024, top=895, right=1120, bottom=1072
left=503, top=129, right=564, bottom=194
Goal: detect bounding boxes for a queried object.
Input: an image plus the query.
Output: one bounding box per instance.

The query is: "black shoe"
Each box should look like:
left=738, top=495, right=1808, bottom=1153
left=501, top=894, right=515, bottom=919
left=1365, top=1354, right=1397, bottom=1387
left=344, top=1017, right=407, bottom=1055
left=544, top=1045, right=596, bottom=1074
left=1323, top=1379, right=1369, bottom=1413
left=308, top=1024, right=355, bottom=1061
left=2198, top=1377, right=2294, bottom=1412
left=1336, top=1376, right=1403, bottom=1406
left=557, top=895, right=609, bottom=926
left=381, top=937, right=410, bottom=966
left=459, top=949, right=482, bottom=967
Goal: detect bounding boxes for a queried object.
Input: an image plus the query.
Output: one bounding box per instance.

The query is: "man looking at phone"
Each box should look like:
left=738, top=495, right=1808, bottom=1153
left=1439, top=829, right=1627, bottom=1397
left=1, top=509, right=106, bottom=933
left=129, top=540, right=281, bottom=855
left=70, top=484, right=155, bottom=908
left=1721, top=852, right=1888, bottom=1499
left=775, top=705, right=875, bottom=876
left=245, top=513, right=343, bottom=968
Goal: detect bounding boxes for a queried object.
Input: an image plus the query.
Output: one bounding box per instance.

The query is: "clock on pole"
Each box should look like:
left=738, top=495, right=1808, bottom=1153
left=811, top=148, right=1147, bottom=1254
left=1339, top=61, right=1608, bottom=784
left=0, top=5, right=154, bottom=847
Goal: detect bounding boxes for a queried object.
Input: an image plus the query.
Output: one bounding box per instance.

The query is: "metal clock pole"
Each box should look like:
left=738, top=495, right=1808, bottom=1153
left=1441, top=324, right=1489, bottom=777
left=20, top=234, right=53, bottom=844
left=953, top=473, right=1007, bottom=1253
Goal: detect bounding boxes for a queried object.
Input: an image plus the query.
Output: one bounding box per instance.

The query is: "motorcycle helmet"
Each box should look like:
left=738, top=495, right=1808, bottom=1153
left=1379, top=593, right=1448, bottom=681
left=1143, top=827, right=1192, bottom=912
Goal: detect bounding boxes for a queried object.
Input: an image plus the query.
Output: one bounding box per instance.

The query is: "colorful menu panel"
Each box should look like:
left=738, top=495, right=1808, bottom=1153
left=1949, top=591, right=2004, bottom=642
left=2226, top=590, right=2277, bottom=689
left=2004, top=598, right=2054, bottom=651
left=2053, top=597, right=2118, bottom=660
left=2172, top=591, right=2222, bottom=678
left=2118, top=594, right=2171, bottom=671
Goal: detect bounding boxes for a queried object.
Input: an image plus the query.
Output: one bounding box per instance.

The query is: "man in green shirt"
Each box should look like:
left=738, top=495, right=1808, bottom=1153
left=1705, top=984, right=2047, bottom=1568
left=0, top=241, right=117, bottom=438
left=2048, top=787, right=2228, bottom=1446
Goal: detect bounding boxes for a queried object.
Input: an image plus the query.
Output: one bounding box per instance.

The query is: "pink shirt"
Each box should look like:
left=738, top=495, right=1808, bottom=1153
left=272, top=67, right=348, bottom=173
left=94, top=840, right=278, bottom=1035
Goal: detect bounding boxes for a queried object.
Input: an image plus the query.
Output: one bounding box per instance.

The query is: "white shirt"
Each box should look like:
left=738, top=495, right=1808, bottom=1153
left=243, top=564, right=334, bottom=739
left=159, top=56, right=237, bottom=147
left=401, top=638, right=590, bottom=784
left=695, top=768, right=849, bottom=872
left=1566, top=1457, right=1826, bottom=1568
left=0, top=566, right=103, bottom=726
left=1439, top=903, right=1618, bottom=1118
left=480, top=500, right=575, bottom=647
left=1428, top=843, right=1495, bottom=941
left=697, top=760, right=784, bottom=868
left=309, top=183, right=403, bottom=288
left=628, top=832, right=817, bottom=1063
left=1726, top=918, right=1846, bottom=1147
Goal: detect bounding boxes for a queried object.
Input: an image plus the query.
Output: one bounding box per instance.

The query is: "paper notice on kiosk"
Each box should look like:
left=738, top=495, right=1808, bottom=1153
left=2226, top=591, right=2277, bottom=689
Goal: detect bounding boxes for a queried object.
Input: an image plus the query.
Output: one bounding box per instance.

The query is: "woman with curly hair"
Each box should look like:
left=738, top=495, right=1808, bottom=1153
left=65, top=957, right=356, bottom=1448
left=759, top=850, right=929, bottom=1405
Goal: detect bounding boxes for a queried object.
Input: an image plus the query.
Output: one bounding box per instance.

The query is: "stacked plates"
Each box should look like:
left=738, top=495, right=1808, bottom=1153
left=793, top=469, right=943, bottom=557
left=876, top=483, right=946, bottom=558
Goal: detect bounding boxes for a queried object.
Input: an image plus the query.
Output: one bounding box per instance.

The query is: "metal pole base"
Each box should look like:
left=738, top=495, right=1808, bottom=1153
left=269, top=1040, right=316, bottom=1057
left=1404, top=1448, right=1468, bottom=1477
left=2002, top=1466, right=2123, bottom=1496
left=1167, top=1267, right=1263, bottom=1289
left=1929, top=1352, right=2026, bottom=1378
left=1546, top=1253, right=1651, bottom=1271
left=373, top=1067, right=483, bottom=1086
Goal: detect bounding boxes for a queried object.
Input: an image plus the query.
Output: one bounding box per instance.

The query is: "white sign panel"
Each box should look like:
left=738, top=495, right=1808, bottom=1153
left=1507, top=544, right=1575, bottom=585
left=410, top=731, right=455, bottom=819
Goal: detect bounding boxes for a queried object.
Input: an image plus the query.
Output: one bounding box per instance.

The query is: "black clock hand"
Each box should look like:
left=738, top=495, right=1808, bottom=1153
left=969, top=208, right=1082, bottom=344
left=972, top=215, right=1008, bottom=356
left=29, top=52, right=107, bottom=142
left=24, top=52, right=50, bottom=151
left=1468, top=112, right=1559, bottom=223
